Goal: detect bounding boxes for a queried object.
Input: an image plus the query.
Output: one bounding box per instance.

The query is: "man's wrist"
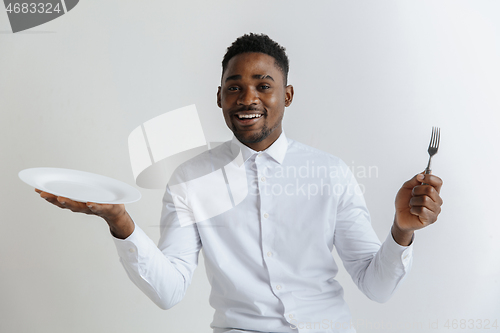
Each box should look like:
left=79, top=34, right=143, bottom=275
left=105, top=211, right=135, bottom=240
left=391, top=219, right=414, bottom=246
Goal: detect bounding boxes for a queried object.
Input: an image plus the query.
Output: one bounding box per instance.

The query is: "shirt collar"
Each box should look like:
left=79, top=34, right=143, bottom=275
left=230, top=130, right=288, bottom=165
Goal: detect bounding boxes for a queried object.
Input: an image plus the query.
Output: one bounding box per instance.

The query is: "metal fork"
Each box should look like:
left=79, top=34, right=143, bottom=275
left=423, top=127, right=440, bottom=183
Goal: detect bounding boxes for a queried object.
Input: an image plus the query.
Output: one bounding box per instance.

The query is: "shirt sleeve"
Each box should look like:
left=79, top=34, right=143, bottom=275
left=333, top=162, right=413, bottom=303
left=113, top=179, right=202, bottom=310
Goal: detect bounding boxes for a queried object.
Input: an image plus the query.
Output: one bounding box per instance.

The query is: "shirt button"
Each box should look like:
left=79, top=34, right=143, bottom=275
left=263, top=213, right=269, bottom=219
left=128, top=248, right=135, bottom=253
left=276, top=285, right=282, bottom=290
left=261, top=176, right=266, bottom=182
left=267, top=251, right=273, bottom=257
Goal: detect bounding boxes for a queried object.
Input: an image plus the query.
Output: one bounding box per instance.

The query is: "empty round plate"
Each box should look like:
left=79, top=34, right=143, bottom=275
left=19, top=167, right=141, bottom=204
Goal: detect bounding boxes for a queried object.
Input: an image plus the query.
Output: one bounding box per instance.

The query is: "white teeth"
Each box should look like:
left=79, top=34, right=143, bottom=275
left=238, top=114, right=262, bottom=119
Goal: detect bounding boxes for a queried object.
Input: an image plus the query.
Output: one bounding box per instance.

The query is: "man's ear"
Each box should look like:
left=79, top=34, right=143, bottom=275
left=284, top=85, right=294, bottom=107
left=217, top=86, right=222, bottom=108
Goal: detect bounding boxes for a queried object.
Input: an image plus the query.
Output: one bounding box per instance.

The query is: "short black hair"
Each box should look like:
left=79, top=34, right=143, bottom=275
left=222, top=33, right=289, bottom=85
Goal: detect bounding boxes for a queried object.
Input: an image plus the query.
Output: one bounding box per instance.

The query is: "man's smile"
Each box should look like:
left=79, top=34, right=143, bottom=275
left=233, top=113, right=264, bottom=126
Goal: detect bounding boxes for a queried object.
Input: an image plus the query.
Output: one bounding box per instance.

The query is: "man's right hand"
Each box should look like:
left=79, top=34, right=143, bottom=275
left=35, top=189, right=135, bottom=239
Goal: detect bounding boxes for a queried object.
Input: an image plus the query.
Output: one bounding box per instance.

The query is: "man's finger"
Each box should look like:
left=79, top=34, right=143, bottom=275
left=412, top=185, right=443, bottom=205
left=87, top=202, right=122, bottom=219
left=56, top=196, right=91, bottom=213
left=420, top=173, right=443, bottom=193
left=38, top=190, right=66, bottom=209
left=409, top=195, right=442, bottom=214
left=401, top=173, right=426, bottom=190
left=409, top=205, right=438, bottom=224
left=86, top=202, right=106, bottom=215
left=35, top=189, right=125, bottom=221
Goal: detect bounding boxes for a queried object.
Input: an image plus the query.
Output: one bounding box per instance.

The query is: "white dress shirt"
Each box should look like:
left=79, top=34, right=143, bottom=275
left=113, top=131, right=413, bottom=333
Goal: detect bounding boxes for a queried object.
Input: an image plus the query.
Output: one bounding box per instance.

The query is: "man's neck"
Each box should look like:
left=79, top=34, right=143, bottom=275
left=240, top=128, right=282, bottom=152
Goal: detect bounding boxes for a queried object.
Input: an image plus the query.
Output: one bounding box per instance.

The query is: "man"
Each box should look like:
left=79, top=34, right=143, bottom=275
left=37, top=33, right=443, bottom=333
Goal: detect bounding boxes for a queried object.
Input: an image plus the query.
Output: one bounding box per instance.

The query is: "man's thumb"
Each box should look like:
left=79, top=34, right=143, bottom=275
left=402, top=172, right=425, bottom=189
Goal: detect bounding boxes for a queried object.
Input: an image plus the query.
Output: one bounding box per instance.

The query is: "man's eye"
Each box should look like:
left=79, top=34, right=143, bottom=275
left=228, top=87, right=239, bottom=91
left=260, top=85, right=271, bottom=90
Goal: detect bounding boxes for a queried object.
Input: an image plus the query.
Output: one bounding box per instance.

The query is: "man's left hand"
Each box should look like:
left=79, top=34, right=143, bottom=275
left=392, top=173, right=443, bottom=245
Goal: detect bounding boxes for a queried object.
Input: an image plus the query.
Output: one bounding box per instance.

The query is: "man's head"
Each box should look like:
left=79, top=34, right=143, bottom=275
left=217, top=34, right=294, bottom=152
left=221, top=33, right=289, bottom=85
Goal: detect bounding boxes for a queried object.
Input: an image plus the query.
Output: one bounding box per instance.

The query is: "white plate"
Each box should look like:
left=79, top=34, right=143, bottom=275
left=19, top=167, right=141, bottom=204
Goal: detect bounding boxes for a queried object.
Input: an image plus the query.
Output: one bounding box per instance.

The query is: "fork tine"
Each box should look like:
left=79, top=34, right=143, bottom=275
left=431, top=127, right=439, bottom=148
left=437, top=127, right=440, bottom=149
left=432, top=127, right=439, bottom=149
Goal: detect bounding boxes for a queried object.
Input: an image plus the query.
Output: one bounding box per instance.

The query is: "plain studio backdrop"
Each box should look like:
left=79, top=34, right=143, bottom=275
left=1, top=1, right=499, bottom=332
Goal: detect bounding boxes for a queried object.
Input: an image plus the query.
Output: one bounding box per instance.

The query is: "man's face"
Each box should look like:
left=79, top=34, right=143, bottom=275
left=217, top=52, right=294, bottom=151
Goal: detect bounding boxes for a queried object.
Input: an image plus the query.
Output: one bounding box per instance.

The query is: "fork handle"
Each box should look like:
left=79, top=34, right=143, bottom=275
left=423, top=158, right=432, bottom=185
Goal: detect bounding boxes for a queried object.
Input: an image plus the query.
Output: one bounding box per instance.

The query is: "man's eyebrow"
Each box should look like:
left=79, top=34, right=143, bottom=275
left=224, top=74, right=275, bottom=82
left=253, top=74, right=274, bottom=81
left=225, top=75, right=241, bottom=82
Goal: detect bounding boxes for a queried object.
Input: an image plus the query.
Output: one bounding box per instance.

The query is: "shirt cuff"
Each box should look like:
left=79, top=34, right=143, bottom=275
left=112, top=222, right=155, bottom=263
left=383, top=231, right=414, bottom=268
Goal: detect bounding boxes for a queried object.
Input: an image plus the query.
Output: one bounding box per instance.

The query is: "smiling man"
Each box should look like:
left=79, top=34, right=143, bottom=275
left=37, top=33, right=443, bottom=333
left=218, top=51, right=293, bottom=151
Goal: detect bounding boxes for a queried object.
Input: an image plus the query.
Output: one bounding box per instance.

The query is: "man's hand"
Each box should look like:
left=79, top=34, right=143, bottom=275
left=35, top=189, right=135, bottom=239
left=392, top=173, right=443, bottom=246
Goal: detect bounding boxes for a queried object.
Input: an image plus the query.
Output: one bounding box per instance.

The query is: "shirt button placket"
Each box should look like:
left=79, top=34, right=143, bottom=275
left=257, top=154, right=282, bottom=306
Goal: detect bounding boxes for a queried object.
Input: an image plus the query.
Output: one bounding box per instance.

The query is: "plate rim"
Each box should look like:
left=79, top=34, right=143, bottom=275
left=19, top=167, right=142, bottom=204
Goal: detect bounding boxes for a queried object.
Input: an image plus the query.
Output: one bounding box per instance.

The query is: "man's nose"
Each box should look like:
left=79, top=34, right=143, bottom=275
left=237, top=87, right=259, bottom=105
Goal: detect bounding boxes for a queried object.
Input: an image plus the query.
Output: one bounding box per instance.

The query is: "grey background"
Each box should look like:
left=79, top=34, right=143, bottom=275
left=1, top=1, right=499, bottom=332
